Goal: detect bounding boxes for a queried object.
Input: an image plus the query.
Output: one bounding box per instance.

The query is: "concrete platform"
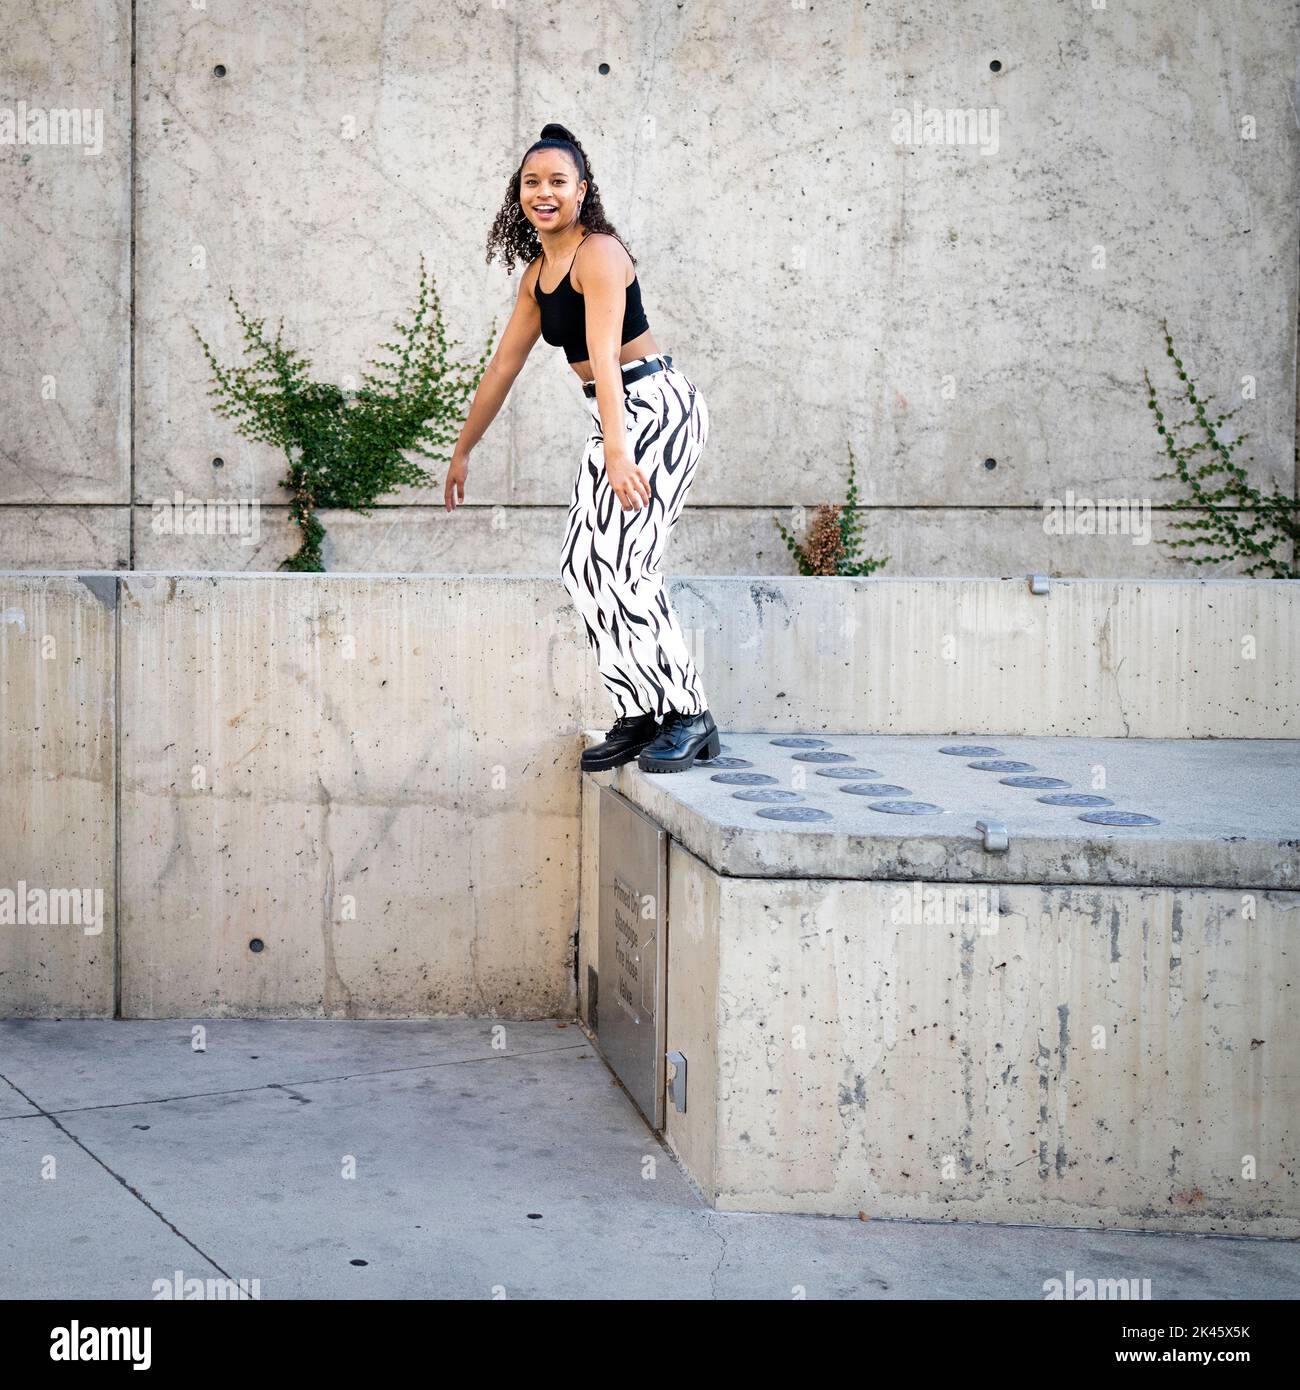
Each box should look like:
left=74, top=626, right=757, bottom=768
left=579, top=733, right=1300, bottom=1233
left=2, top=1019, right=1297, bottom=1301
left=603, top=733, right=1300, bottom=888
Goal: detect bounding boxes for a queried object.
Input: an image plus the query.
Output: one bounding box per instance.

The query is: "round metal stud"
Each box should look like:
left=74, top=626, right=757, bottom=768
left=711, top=771, right=779, bottom=785
left=732, top=788, right=803, bottom=802
left=839, top=783, right=911, bottom=796
left=1078, top=810, right=1161, bottom=826
left=1000, top=776, right=1071, bottom=788
left=867, top=800, right=944, bottom=815
left=816, top=766, right=882, bottom=779
left=769, top=737, right=829, bottom=748
left=968, top=760, right=1036, bottom=772
left=703, top=756, right=753, bottom=769
left=791, top=750, right=856, bottom=763
left=755, top=805, right=834, bottom=822
left=938, top=745, right=1003, bottom=756
left=1037, top=793, right=1113, bottom=807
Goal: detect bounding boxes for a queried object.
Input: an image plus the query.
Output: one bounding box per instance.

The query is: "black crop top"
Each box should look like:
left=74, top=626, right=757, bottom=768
left=533, top=233, right=650, bottom=364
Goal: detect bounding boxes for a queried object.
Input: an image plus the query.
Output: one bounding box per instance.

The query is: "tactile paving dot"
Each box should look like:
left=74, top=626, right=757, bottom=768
left=938, top=745, right=1003, bottom=756
left=968, top=760, right=1036, bottom=772
left=839, top=783, right=911, bottom=796
left=816, top=766, right=882, bottom=779
left=1078, top=810, right=1161, bottom=827
left=755, top=805, right=835, bottom=822
left=732, top=789, right=804, bottom=802
left=867, top=800, right=944, bottom=815
left=702, top=756, right=753, bottom=769
left=769, top=737, right=829, bottom=748
left=791, top=750, right=856, bottom=763
left=711, top=771, right=779, bottom=785
left=1000, top=775, right=1070, bottom=788
left=1038, top=793, right=1114, bottom=807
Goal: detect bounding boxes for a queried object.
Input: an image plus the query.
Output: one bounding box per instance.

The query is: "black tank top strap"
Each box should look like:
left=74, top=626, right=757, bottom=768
left=567, top=229, right=593, bottom=282
left=536, top=230, right=591, bottom=298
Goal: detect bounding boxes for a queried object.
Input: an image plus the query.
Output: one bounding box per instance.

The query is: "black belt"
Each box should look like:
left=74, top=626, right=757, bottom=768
left=583, top=354, right=672, bottom=398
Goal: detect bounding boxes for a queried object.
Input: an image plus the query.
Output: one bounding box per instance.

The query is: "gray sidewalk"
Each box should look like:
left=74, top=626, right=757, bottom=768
left=1, top=1019, right=1294, bottom=1300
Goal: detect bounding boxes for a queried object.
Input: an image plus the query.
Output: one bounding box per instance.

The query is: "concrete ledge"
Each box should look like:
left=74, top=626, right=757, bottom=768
left=582, top=730, right=1300, bottom=1233
left=604, top=733, right=1300, bottom=889
left=2, top=572, right=1297, bottom=1018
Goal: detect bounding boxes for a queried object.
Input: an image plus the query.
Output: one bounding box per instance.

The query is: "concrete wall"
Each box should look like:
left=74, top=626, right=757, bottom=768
left=2, top=2, right=1297, bottom=577
left=661, top=845, right=1300, bottom=1235
left=0, top=577, right=116, bottom=1015
left=2, top=571, right=1296, bottom=1017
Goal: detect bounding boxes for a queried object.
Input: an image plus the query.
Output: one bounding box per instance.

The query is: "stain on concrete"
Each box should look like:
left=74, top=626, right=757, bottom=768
left=838, top=1074, right=867, bottom=1109
left=77, top=574, right=117, bottom=609
left=747, top=582, right=792, bottom=626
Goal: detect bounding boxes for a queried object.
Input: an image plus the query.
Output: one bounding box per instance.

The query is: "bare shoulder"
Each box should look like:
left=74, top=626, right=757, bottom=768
left=521, top=252, right=543, bottom=296
left=572, top=231, right=633, bottom=290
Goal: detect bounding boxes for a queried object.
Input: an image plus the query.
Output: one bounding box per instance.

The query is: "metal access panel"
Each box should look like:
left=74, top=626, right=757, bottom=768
left=596, top=784, right=668, bottom=1131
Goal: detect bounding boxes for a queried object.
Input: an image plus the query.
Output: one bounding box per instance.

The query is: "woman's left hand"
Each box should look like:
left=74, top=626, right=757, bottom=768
left=604, top=448, right=652, bottom=512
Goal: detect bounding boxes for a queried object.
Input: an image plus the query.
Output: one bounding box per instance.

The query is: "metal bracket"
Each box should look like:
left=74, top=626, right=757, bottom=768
left=976, top=818, right=1009, bottom=853
left=1029, top=574, right=1050, bottom=595
left=666, top=1050, right=688, bottom=1113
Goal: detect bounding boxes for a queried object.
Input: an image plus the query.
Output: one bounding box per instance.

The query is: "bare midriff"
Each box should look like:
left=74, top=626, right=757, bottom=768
left=568, top=329, right=661, bottom=382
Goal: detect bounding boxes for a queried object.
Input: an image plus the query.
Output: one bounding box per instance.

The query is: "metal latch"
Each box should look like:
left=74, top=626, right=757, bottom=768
left=976, top=818, right=1009, bottom=852
left=666, top=1050, right=687, bottom=1113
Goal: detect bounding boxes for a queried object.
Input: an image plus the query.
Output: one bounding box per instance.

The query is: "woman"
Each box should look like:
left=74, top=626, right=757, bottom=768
left=445, top=122, right=720, bottom=774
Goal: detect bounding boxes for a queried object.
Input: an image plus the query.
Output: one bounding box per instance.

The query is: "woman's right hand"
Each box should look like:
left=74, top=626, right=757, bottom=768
left=444, top=451, right=470, bottom=512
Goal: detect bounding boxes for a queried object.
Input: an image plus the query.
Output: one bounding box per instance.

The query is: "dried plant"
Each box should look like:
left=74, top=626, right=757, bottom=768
left=773, top=443, right=889, bottom=576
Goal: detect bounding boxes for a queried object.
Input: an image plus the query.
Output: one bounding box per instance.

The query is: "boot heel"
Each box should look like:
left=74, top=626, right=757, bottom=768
left=699, top=730, right=722, bottom=761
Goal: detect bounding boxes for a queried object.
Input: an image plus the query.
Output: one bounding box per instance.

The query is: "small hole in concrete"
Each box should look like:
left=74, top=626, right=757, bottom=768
left=212, top=456, right=224, bottom=468
left=213, top=64, right=227, bottom=78
left=598, top=62, right=610, bottom=74
left=989, top=59, right=1002, bottom=72
left=249, top=938, right=264, bottom=953
left=983, top=457, right=997, bottom=470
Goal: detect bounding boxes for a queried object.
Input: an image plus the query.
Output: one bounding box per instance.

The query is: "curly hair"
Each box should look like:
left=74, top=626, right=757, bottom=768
left=485, top=122, right=636, bottom=276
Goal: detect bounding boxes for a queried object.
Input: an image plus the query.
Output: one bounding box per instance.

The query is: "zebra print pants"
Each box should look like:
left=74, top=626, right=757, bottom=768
left=560, top=355, right=710, bottom=721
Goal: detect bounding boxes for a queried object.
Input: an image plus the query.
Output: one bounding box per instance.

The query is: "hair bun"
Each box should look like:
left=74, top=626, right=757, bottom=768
left=540, top=122, right=577, bottom=143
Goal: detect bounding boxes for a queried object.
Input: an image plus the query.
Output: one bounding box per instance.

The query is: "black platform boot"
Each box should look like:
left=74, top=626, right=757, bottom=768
left=636, top=709, right=721, bottom=773
left=581, top=712, right=663, bottom=772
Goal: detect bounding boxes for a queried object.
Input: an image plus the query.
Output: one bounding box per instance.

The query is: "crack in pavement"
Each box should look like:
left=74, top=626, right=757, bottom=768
left=0, top=1071, right=244, bottom=1292
left=703, top=1209, right=729, bottom=1299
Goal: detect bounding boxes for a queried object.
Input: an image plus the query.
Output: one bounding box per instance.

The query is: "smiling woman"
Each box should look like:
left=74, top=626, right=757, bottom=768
left=443, top=122, right=721, bottom=776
